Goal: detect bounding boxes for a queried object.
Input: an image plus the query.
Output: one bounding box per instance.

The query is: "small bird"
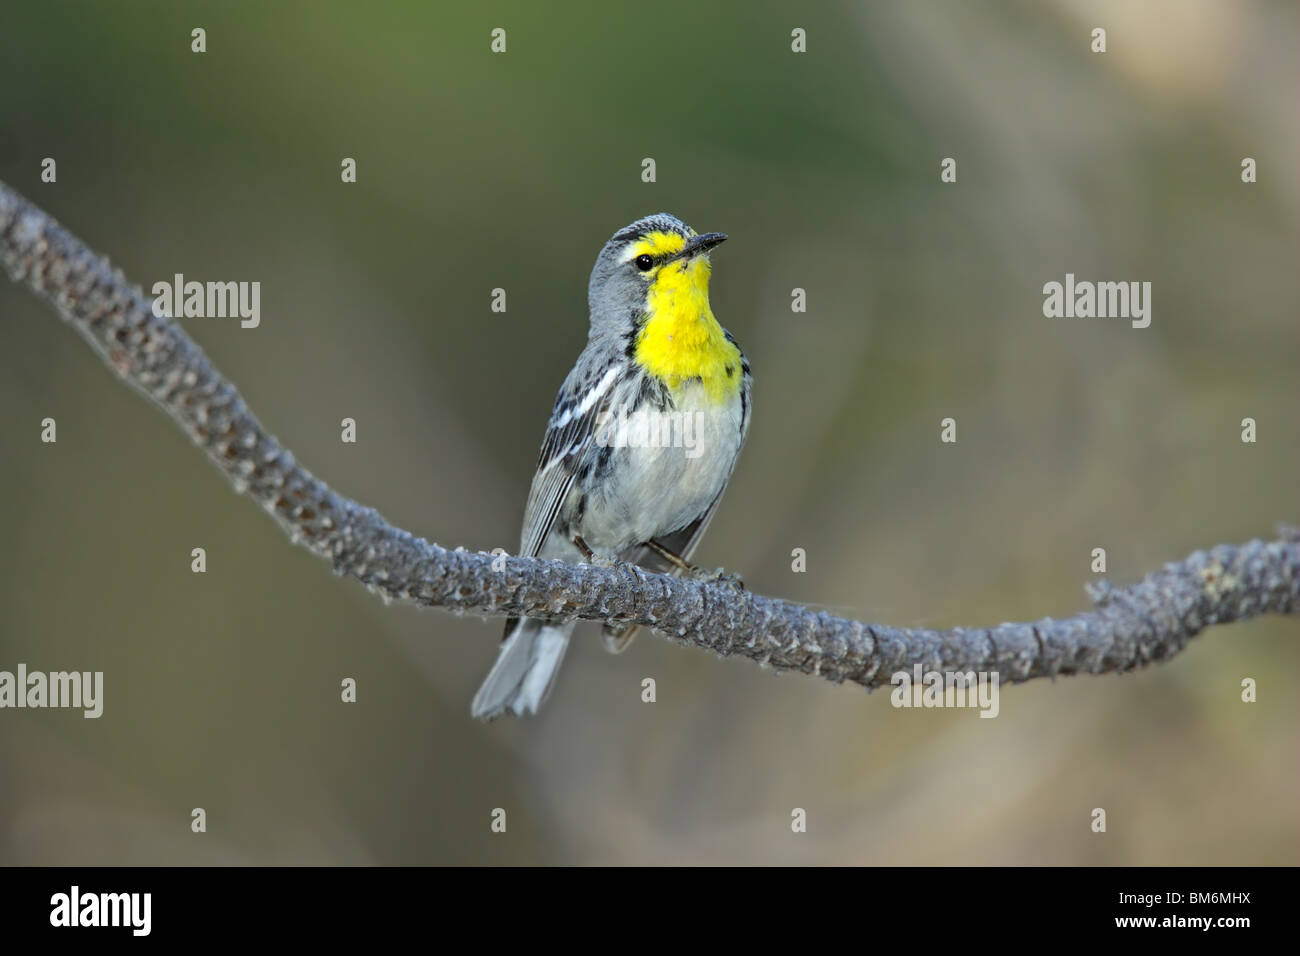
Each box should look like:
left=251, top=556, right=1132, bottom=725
left=472, top=213, right=752, bottom=720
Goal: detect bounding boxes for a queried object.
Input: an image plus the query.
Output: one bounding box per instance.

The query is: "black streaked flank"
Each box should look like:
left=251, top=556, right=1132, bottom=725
left=594, top=443, right=614, bottom=474
left=632, top=373, right=671, bottom=413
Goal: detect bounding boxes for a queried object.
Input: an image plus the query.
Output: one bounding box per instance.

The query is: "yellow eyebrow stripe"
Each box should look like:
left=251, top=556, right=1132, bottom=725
left=628, top=230, right=689, bottom=259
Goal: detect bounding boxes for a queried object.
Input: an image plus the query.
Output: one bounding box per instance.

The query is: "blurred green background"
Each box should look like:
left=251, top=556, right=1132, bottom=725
left=2, top=0, right=1297, bottom=864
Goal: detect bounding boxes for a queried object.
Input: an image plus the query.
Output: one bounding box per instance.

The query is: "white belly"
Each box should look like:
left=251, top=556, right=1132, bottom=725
left=578, top=380, right=744, bottom=554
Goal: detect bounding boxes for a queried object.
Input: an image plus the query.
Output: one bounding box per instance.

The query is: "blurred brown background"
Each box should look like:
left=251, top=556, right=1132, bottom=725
left=1, top=0, right=1296, bottom=864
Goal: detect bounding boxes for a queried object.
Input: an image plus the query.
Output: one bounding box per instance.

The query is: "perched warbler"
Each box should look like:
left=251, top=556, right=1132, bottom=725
left=472, top=213, right=752, bottom=720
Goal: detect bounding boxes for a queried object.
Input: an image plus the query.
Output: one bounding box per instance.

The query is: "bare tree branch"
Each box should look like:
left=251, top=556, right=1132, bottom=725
left=3, top=180, right=1296, bottom=695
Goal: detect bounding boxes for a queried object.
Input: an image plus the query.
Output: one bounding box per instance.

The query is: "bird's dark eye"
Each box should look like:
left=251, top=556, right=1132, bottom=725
left=634, top=254, right=654, bottom=272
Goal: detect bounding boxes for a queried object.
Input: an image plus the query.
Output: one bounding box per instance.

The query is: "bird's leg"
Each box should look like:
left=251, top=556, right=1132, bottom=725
left=645, top=538, right=696, bottom=573
left=574, top=534, right=620, bottom=568
left=646, top=538, right=745, bottom=590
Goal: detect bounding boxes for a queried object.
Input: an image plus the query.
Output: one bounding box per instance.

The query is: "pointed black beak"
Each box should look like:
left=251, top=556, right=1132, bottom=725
left=671, top=232, right=727, bottom=261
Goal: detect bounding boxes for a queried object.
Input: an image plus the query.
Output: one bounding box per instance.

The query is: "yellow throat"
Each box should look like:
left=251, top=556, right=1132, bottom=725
left=631, top=231, right=742, bottom=403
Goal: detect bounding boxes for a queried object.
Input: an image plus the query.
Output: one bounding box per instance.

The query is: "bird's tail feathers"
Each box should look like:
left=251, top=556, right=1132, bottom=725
left=471, top=618, right=573, bottom=720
